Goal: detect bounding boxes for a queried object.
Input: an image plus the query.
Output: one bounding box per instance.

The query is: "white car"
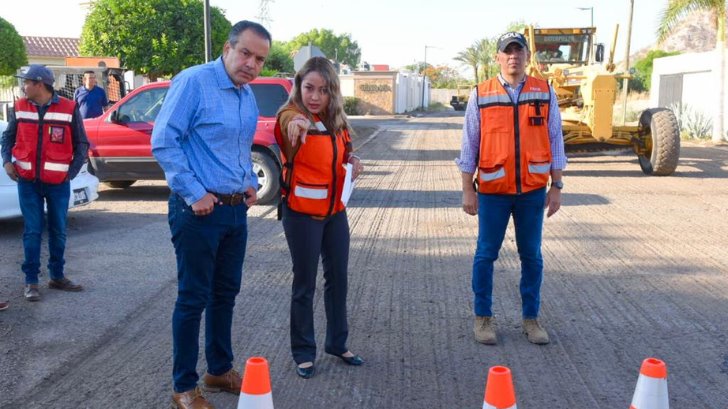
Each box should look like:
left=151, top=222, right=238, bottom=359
left=0, top=120, right=100, bottom=220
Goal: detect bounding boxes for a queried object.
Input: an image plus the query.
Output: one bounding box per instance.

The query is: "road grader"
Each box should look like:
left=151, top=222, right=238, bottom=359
left=524, top=26, right=680, bottom=175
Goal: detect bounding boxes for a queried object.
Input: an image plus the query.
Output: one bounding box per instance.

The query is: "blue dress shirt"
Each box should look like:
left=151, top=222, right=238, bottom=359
left=151, top=57, right=259, bottom=206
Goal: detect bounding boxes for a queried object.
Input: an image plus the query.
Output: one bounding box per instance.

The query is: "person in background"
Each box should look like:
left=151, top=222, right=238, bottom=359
left=1, top=64, right=88, bottom=302
left=73, top=70, right=108, bottom=119
left=151, top=20, right=270, bottom=409
left=275, top=56, right=364, bottom=379
left=456, top=32, right=566, bottom=346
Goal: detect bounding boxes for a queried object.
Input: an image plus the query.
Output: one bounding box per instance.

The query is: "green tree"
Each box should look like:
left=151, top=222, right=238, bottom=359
left=0, top=16, right=27, bottom=76
left=264, top=41, right=294, bottom=75
left=629, top=50, right=681, bottom=92
left=658, top=0, right=726, bottom=142
left=80, top=0, right=231, bottom=79
left=288, top=29, right=361, bottom=68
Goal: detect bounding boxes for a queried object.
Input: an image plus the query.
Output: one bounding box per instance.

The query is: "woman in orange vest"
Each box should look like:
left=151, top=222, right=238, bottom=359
left=274, top=57, right=364, bottom=379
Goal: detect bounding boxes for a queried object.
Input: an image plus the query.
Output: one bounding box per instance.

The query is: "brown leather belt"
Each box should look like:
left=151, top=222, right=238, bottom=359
left=211, top=192, right=246, bottom=206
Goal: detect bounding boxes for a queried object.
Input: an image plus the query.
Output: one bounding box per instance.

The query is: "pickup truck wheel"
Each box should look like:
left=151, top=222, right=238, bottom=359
left=104, top=180, right=136, bottom=189
left=252, top=150, right=280, bottom=205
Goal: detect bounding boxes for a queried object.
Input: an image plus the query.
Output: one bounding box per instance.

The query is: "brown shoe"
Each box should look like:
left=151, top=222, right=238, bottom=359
left=474, top=316, right=497, bottom=345
left=171, top=386, right=214, bottom=409
left=523, top=318, right=550, bottom=344
left=48, top=277, right=83, bottom=292
left=24, top=284, right=40, bottom=302
left=202, top=368, right=241, bottom=395
left=0, top=301, right=8, bottom=311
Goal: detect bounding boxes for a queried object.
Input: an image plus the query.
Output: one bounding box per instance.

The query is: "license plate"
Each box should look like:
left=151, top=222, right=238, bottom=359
left=73, top=188, right=89, bottom=205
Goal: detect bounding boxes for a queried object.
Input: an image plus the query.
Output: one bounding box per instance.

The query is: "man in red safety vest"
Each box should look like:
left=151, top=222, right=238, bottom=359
left=1, top=65, right=88, bottom=301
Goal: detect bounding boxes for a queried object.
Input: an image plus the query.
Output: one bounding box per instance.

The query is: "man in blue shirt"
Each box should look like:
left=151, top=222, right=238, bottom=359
left=73, top=71, right=108, bottom=119
left=152, top=20, right=270, bottom=409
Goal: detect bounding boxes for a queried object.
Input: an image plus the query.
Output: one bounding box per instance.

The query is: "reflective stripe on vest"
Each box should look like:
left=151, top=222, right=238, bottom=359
left=15, top=160, right=32, bottom=170
left=528, top=163, right=551, bottom=174
left=15, top=111, right=40, bottom=121
left=43, top=112, right=73, bottom=122
left=294, top=185, right=328, bottom=200
left=480, top=167, right=506, bottom=182
left=44, top=162, right=70, bottom=172
left=313, top=121, right=327, bottom=132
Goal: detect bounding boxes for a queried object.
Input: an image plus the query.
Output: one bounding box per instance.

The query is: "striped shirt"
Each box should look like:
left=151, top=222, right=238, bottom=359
left=455, top=74, right=567, bottom=174
left=152, top=57, right=259, bottom=205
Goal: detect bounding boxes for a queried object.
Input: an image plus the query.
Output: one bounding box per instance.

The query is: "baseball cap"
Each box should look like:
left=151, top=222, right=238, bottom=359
left=15, top=64, right=55, bottom=86
left=497, top=32, right=528, bottom=52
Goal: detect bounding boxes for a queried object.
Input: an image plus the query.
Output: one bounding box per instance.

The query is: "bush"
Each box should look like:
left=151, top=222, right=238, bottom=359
left=344, top=97, right=360, bottom=115
left=668, top=102, right=712, bottom=140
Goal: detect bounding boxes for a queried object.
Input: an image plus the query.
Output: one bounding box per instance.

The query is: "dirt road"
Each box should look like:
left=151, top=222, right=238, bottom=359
left=1, top=112, right=727, bottom=408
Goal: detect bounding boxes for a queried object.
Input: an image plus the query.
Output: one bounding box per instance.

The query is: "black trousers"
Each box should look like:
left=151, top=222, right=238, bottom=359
left=282, top=204, right=350, bottom=364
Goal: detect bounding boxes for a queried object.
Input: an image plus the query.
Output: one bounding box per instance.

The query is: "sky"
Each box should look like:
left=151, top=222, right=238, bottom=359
left=3, top=0, right=668, bottom=74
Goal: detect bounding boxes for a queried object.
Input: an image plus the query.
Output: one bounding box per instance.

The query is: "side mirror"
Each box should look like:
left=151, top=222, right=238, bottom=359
left=595, top=44, right=605, bottom=63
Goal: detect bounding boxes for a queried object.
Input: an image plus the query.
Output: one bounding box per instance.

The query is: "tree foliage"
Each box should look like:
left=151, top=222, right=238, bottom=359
left=264, top=41, right=294, bottom=75
left=80, top=0, right=231, bottom=79
left=629, top=50, right=681, bottom=92
left=0, top=16, right=27, bottom=76
left=287, top=28, right=361, bottom=68
left=454, top=20, right=533, bottom=83
left=424, top=65, right=467, bottom=89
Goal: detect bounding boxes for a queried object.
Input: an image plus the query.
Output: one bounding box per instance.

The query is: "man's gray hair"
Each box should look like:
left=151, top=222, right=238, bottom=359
left=228, top=20, right=272, bottom=47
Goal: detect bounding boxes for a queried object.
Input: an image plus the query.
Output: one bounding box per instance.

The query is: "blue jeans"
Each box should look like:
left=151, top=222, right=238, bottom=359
left=282, top=205, right=350, bottom=364
left=472, top=187, right=546, bottom=318
left=168, top=194, right=248, bottom=393
left=17, top=179, right=70, bottom=284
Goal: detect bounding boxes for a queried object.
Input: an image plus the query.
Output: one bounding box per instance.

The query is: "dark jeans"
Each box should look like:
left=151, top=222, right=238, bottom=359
left=17, top=179, right=70, bottom=284
left=472, top=187, right=546, bottom=318
left=168, top=194, right=248, bottom=393
left=282, top=205, right=350, bottom=364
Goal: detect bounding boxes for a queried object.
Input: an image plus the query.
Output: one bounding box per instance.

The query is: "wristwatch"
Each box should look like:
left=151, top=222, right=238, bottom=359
left=551, top=180, right=564, bottom=190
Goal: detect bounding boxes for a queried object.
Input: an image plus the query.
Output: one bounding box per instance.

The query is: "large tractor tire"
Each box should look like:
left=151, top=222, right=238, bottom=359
left=251, top=150, right=280, bottom=205
left=638, top=108, right=680, bottom=176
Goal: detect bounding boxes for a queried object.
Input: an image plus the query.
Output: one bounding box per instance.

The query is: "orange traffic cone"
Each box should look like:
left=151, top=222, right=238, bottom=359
left=629, top=357, right=669, bottom=409
left=483, top=366, right=517, bottom=409
left=237, top=357, right=274, bottom=409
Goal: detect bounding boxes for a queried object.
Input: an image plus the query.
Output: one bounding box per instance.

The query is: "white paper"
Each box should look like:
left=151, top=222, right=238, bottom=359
left=341, top=163, right=355, bottom=206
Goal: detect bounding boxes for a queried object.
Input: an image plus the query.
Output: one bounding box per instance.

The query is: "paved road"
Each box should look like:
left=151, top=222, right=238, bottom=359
left=1, top=112, right=727, bottom=408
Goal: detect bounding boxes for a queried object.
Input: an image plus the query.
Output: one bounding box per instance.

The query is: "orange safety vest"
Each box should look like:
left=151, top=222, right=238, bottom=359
left=275, top=113, right=351, bottom=217
left=12, top=97, right=76, bottom=184
left=477, top=76, right=552, bottom=194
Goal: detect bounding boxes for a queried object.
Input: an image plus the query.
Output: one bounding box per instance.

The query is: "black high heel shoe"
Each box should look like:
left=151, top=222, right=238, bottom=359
left=336, top=353, right=364, bottom=366
left=296, top=363, right=315, bottom=379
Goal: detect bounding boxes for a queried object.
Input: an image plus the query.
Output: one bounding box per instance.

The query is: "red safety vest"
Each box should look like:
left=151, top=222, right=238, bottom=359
left=12, top=97, right=76, bottom=184
left=275, top=112, right=351, bottom=217
left=477, top=76, right=552, bottom=194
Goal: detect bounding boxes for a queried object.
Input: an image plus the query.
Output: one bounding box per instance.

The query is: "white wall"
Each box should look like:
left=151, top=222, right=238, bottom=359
left=652, top=50, right=727, bottom=139
left=340, top=75, right=355, bottom=97
left=394, top=72, right=427, bottom=113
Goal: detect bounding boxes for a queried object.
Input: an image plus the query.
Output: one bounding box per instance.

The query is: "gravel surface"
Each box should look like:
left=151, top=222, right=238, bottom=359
left=1, top=112, right=727, bottom=408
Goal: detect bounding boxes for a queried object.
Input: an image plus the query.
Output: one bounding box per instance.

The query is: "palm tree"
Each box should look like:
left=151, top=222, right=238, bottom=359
left=476, top=38, right=497, bottom=80
left=658, top=0, right=727, bottom=142
left=455, top=42, right=482, bottom=83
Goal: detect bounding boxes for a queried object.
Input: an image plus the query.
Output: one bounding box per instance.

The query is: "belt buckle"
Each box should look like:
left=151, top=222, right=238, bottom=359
left=231, top=193, right=242, bottom=206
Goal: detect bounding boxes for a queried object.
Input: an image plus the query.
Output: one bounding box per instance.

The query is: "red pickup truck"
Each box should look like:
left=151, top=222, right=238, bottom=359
left=83, top=77, right=292, bottom=204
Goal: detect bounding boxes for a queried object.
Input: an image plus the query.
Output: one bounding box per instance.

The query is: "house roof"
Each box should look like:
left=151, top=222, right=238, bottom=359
left=23, top=36, right=80, bottom=58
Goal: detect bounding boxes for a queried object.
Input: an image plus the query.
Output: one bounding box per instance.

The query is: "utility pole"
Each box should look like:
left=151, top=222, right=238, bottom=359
left=421, top=45, right=435, bottom=109
left=621, top=0, right=634, bottom=125
left=203, top=0, right=212, bottom=62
